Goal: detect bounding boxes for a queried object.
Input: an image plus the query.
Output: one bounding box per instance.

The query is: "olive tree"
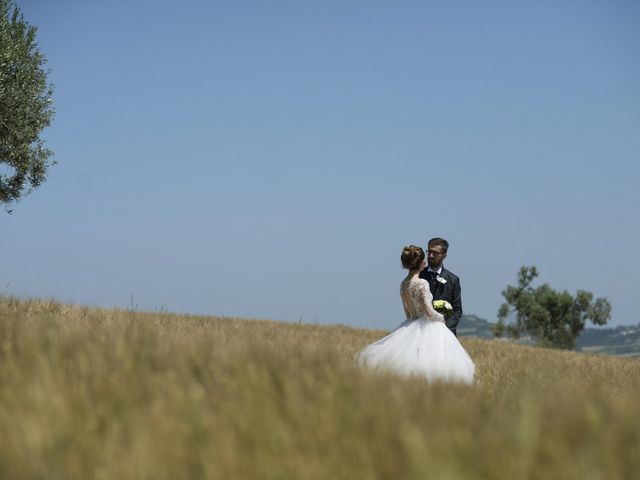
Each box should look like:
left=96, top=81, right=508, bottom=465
left=493, top=266, right=611, bottom=350
left=0, top=0, right=54, bottom=206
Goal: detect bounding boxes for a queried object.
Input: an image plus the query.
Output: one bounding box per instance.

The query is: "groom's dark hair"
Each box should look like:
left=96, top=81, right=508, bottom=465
left=427, top=237, right=449, bottom=253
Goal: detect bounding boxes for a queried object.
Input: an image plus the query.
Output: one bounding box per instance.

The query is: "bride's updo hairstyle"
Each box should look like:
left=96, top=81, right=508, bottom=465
left=401, top=245, right=425, bottom=270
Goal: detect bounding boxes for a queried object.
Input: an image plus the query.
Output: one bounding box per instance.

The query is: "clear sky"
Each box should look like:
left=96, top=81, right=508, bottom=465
left=2, top=0, right=639, bottom=329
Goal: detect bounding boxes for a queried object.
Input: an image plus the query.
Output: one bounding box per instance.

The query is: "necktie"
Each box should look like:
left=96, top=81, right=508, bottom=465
left=428, top=271, right=437, bottom=291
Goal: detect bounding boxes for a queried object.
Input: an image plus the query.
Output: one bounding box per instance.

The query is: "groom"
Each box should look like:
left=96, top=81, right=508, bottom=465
left=419, top=237, right=463, bottom=336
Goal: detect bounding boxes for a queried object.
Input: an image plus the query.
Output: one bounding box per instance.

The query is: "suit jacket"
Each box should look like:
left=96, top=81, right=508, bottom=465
left=419, top=266, right=463, bottom=336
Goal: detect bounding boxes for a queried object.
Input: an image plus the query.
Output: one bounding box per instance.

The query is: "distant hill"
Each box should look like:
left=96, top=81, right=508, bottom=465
left=459, top=314, right=640, bottom=357
left=575, top=323, right=640, bottom=357
left=457, top=314, right=495, bottom=339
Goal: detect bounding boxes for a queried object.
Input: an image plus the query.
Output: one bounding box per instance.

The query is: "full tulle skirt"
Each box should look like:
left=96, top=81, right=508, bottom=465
left=355, top=317, right=475, bottom=384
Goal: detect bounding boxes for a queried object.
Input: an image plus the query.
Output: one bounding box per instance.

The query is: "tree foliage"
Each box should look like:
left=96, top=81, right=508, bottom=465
left=0, top=0, right=54, bottom=205
left=493, top=266, right=611, bottom=350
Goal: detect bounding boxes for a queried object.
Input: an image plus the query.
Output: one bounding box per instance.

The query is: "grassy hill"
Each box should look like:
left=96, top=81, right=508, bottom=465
left=1, top=296, right=639, bottom=479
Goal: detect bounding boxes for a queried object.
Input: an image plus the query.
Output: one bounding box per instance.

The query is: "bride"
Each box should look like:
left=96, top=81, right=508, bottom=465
left=356, top=245, right=475, bottom=384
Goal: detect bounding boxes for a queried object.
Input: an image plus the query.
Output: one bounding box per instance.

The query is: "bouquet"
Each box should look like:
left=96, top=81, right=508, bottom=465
left=432, top=300, right=453, bottom=318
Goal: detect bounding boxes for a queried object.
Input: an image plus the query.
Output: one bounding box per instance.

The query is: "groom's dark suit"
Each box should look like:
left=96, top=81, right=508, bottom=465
left=419, top=267, right=463, bottom=337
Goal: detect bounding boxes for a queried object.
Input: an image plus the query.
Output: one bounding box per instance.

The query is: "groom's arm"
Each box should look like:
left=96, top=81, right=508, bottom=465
left=446, top=276, right=463, bottom=331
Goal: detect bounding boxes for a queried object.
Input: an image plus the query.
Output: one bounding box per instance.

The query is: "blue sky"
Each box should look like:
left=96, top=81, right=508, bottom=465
left=2, top=0, right=639, bottom=329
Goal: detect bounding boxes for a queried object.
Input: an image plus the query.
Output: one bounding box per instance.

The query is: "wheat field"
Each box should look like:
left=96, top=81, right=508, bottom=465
left=0, top=296, right=639, bottom=479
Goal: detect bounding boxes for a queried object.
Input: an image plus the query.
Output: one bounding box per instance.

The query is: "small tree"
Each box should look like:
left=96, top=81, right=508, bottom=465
left=0, top=0, right=55, bottom=206
left=493, top=266, right=611, bottom=349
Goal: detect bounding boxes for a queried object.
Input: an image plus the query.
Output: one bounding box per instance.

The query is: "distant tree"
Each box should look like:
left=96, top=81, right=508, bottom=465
left=493, top=266, right=611, bottom=350
left=0, top=0, right=55, bottom=206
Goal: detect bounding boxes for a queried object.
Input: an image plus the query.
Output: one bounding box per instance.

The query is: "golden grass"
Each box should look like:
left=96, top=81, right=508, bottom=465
left=1, top=296, right=639, bottom=479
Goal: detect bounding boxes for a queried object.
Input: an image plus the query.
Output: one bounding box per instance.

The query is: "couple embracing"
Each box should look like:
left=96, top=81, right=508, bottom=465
left=356, top=238, right=475, bottom=384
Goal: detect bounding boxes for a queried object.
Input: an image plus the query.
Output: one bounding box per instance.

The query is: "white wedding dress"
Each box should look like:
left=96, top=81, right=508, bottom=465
left=356, top=277, right=475, bottom=384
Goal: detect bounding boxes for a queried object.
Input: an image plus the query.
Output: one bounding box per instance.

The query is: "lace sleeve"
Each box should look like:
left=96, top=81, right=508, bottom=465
left=418, top=280, right=445, bottom=323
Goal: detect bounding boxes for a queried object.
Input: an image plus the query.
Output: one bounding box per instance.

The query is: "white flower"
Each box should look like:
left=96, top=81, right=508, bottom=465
left=436, top=275, right=447, bottom=284
left=432, top=300, right=452, bottom=310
